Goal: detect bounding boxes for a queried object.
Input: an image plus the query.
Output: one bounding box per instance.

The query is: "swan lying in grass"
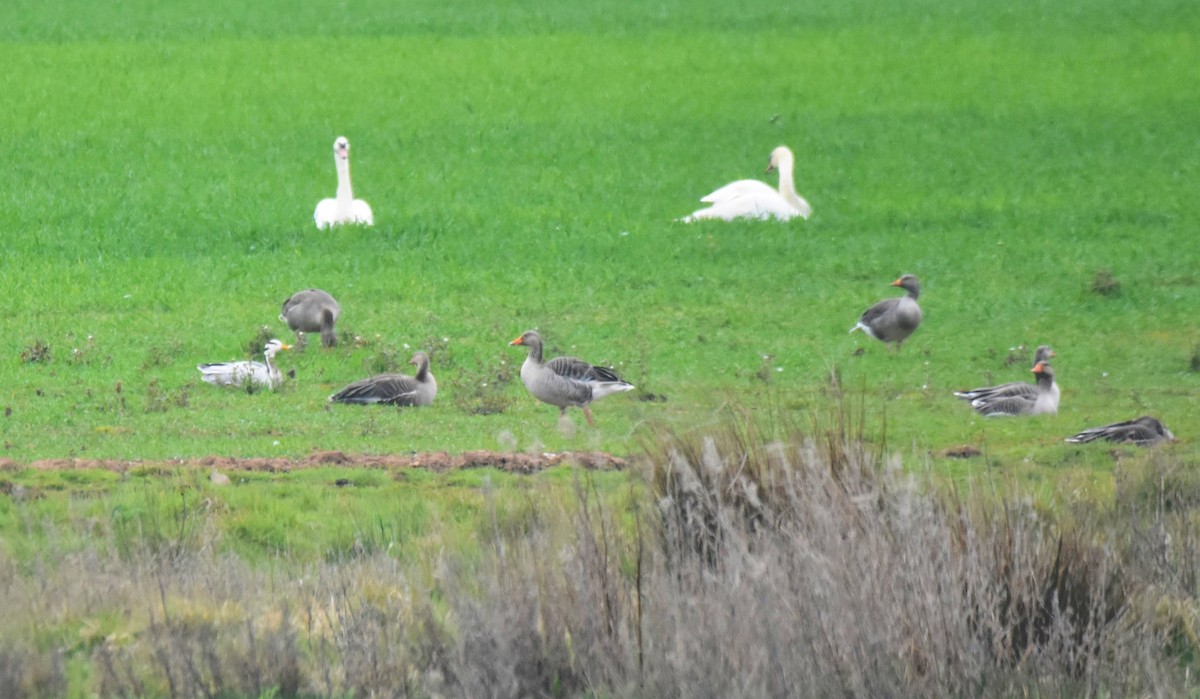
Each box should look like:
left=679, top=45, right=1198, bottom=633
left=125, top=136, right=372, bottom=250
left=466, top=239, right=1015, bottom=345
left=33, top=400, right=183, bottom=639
left=314, top=136, right=374, bottom=229
left=679, top=146, right=812, bottom=222
left=197, top=339, right=291, bottom=390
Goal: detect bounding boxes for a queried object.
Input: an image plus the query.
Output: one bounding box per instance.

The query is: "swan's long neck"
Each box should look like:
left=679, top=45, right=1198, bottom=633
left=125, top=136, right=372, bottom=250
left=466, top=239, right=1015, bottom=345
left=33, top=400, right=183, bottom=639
left=774, top=153, right=802, bottom=208
left=335, top=156, right=354, bottom=216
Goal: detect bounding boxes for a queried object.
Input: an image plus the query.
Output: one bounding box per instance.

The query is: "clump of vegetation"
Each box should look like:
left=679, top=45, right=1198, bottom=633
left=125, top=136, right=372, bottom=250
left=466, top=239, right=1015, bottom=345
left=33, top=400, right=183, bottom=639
left=19, top=340, right=51, bottom=365
left=450, top=353, right=515, bottom=415
left=1091, top=268, right=1122, bottom=296
left=0, top=415, right=1192, bottom=697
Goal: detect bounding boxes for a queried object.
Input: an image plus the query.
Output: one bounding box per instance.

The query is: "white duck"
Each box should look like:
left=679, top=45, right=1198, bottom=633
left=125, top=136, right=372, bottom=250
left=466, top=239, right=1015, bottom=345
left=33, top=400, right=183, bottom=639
left=679, top=145, right=812, bottom=223
left=197, top=339, right=292, bottom=390
left=509, top=330, right=635, bottom=426
left=314, top=136, right=374, bottom=229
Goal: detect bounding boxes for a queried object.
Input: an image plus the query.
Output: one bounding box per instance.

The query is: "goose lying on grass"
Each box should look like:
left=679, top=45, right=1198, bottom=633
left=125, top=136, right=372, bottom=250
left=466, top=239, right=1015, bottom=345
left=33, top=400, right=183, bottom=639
left=280, top=288, right=341, bottom=348
left=968, top=361, right=1059, bottom=417
left=679, top=146, right=812, bottom=222
left=314, top=136, right=373, bottom=229
left=849, top=274, right=923, bottom=349
left=508, top=330, right=634, bottom=426
left=329, top=351, right=437, bottom=406
left=1065, top=416, right=1176, bottom=446
left=197, top=339, right=291, bottom=390
left=955, top=345, right=1058, bottom=404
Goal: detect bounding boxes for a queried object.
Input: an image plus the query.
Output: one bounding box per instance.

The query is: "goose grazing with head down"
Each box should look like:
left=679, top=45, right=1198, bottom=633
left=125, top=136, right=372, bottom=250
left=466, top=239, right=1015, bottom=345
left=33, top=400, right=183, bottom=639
left=955, top=345, right=1058, bottom=404
left=968, top=361, right=1059, bottom=417
left=197, top=339, right=292, bottom=390
left=849, top=274, right=923, bottom=348
left=509, top=330, right=635, bottom=426
left=314, top=136, right=374, bottom=229
left=679, top=146, right=812, bottom=223
left=1065, top=416, right=1176, bottom=446
left=329, top=351, right=437, bottom=406
left=280, top=288, right=341, bottom=348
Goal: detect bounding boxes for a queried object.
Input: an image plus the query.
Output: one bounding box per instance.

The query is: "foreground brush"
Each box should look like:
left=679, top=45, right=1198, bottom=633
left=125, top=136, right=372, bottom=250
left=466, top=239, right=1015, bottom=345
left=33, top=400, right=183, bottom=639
left=1065, top=416, right=1176, bottom=446
left=329, top=351, right=437, bottom=406
left=509, top=330, right=634, bottom=426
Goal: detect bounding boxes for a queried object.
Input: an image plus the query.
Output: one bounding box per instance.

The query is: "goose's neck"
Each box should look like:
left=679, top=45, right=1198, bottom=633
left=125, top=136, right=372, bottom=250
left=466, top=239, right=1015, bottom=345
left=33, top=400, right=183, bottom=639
left=414, top=358, right=430, bottom=382
left=335, top=157, right=354, bottom=212
left=524, top=339, right=544, bottom=365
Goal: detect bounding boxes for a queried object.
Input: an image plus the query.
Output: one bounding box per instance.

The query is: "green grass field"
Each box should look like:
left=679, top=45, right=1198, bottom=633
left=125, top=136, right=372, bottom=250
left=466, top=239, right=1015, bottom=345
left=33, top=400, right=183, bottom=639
left=1, top=0, right=1197, bottom=476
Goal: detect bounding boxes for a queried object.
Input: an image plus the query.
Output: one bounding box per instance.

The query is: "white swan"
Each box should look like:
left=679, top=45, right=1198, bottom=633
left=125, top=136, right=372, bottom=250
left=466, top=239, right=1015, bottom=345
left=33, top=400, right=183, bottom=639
left=314, top=136, right=374, bottom=229
left=679, top=146, right=812, bottom=222
left=197, top=339, right=292, bottom=390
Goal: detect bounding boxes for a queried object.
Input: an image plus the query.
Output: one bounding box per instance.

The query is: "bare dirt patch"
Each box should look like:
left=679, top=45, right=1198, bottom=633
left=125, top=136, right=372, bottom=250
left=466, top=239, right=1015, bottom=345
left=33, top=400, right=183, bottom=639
left=7, top=450, right=630, bottom=475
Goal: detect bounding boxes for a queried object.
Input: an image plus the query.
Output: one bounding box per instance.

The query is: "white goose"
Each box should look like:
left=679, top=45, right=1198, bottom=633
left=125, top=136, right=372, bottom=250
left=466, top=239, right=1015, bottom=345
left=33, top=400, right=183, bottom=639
left=679, top=146, right=812, bottom=223
left=197, top=339, right=292, bottom=390
left=509, top=330, right=635, bottom=426
left=314, top=136, right=374, bottom=229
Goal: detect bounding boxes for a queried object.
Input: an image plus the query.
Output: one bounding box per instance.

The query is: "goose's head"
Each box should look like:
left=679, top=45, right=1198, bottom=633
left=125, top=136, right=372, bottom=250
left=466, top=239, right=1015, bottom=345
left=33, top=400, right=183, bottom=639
left=1031, top=361, right=1054, bottom=382
left=333, top=136, right=350, bottom=161
left=263, top=339, right=292, bottom=358
left=765, top=145, right=794, bottom=174
left=509, top=330, right=542, bottom=348
left=1034, top=345, right=1056, bottom=363
left=891, top=274, right=921, bottom=298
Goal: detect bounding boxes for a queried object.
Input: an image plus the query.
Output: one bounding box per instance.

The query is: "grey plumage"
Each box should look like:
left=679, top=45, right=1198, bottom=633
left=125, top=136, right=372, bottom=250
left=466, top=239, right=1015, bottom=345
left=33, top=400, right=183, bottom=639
left=329, top=351, right=437, bottom=406
left=509, top=330, right=634, bottom=426
left=280, top=289, right=341, bottom=348
left=968, top=361, right=1058, bottom=417
left=1065, top=416, right=1176, bottom=446
left=849, top=274, right=922, bottom=347
left=954, top=345, right=1058, bottom=403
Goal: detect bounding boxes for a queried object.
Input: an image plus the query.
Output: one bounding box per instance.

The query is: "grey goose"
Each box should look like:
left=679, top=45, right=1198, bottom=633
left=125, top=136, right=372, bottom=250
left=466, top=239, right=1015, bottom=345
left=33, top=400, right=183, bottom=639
left=849, top=274, right=923, bottom=347
left=1065, top=416, right=1176, bottom=446
left=280, top=288, right=341, bottom=348
left=968, top=361, right=1058, bottom=417
left=509, top=330, right=635, bottom=426
left=329, top=351, right=437, bottom=406
left=198, top=339, right=292, bottom=390
left=954, top=345, right=1058, bottom=404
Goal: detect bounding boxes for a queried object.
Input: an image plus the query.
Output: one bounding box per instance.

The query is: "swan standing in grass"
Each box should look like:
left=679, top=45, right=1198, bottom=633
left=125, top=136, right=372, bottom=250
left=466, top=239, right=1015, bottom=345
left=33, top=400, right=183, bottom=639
left=679, top=146, right=812, bottom=222
left=314, top=136, right=374, bottom=229
left=197, top=339, right=292, bottom=390
left=509, top=330, right=635, bottom=426
left=280, top=288, right=341, bottom=348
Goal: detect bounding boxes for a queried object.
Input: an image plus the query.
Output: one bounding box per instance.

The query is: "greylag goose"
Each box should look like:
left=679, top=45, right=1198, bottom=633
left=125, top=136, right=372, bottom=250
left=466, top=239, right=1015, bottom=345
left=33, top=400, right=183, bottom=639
left=1065, top=416, right=1176, bottom=446
left=280, top=288, right=341, bottom=348
left=849, top=274, right=923, bottom=347
left=679, top=146, right=812, bottom=222
left=329, top=351, right=437, bottom=406
left=314, top=136, right=374, bottom=229
left=954, top=345, right=1058, bottom=404
left=508, top=330, right=635, bottom=426
left=197, top=339, right=291, bottom=389
left=968, top=361, right=1058, bottom=417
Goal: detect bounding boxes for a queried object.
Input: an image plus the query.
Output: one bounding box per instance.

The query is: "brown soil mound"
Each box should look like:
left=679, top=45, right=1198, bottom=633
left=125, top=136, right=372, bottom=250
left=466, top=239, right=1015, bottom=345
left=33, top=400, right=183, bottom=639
left=10, top=450, right=630, bottom=474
